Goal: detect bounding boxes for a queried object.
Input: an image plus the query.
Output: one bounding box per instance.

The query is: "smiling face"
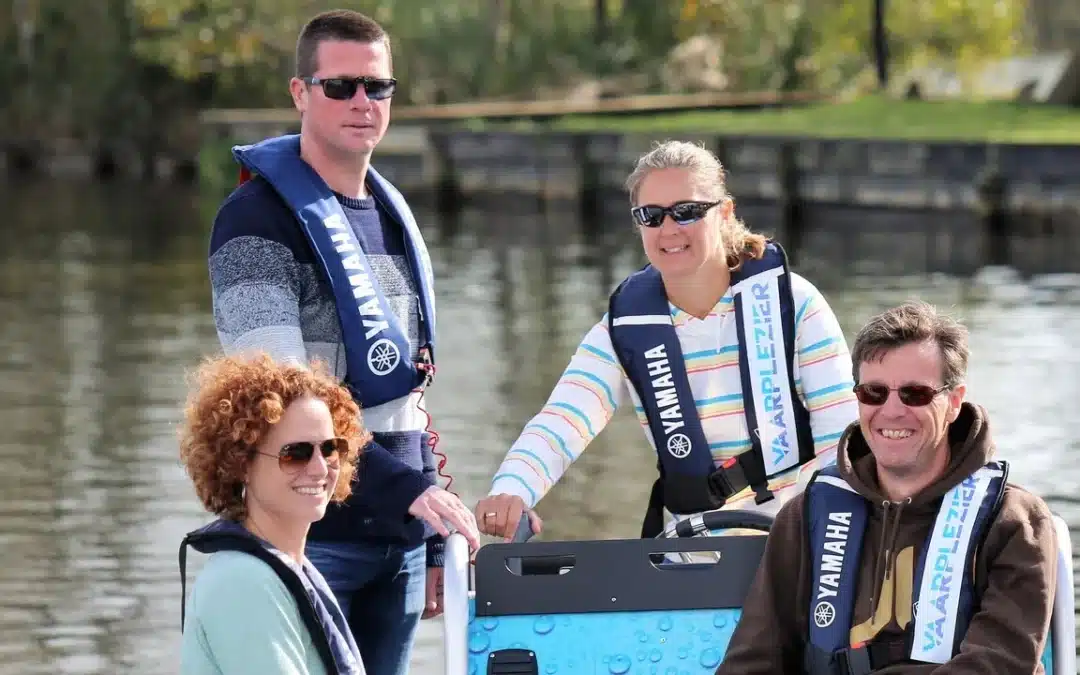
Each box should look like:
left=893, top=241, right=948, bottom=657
left=856, top=340, right=965, bottom=491
left=244, top=395, right=341, bottom=529
left=635, top=167, right=731, bottom=280
left=289, top=39, right=392, bottom=159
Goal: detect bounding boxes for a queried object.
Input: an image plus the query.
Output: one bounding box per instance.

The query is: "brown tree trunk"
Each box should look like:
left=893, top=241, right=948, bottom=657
left=1027, top=0, right=1080, bottom=51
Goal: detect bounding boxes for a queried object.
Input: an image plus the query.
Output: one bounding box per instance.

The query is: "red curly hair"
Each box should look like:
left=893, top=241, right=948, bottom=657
left=178, top=353, right=370, bottom=521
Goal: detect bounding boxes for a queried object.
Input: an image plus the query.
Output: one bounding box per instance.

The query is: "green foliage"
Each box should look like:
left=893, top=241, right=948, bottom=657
left=0, top=0, right=1055, bottom=151
left=548, top=95, right=1080, bottom=143
left=677, top=0, right=1030, bottom=94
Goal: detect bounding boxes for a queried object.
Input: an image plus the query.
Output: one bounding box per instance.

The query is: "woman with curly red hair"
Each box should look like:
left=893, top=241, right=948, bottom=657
left=178, top=353, right=369, bottom=675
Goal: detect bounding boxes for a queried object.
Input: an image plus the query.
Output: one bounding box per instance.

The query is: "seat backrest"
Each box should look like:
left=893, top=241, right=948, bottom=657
left=1042, top=514, right=1076, bottom=675
left=465, top=535, right=767, bottom=674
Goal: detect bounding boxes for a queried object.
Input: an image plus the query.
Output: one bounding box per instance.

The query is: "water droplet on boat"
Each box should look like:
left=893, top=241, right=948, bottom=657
left=482, top=618, right=499, bottom=631
left=607, top=654, right=632, bottom=674
left=545, top=665, right=558, bottom=674
left=469, top=662, right=477, bottom=675
left=665, top=668, right=679, bottom=675
left=637, top=650, right=647, bottom=662
left=649, top=649, right=662, bottom=662
left=533, top=616, right=555, bottom=635
left=699, top=648, right=722, bottom=668
left=636, top=630, right=649, bottom=643
left=677, top=646, right=690, bottom=659
left=712, top=613, right=727, bottom=628
left=467, top=631, right=490, bottom=654
left=650, top=666, right=659, bottom=675
left=658, top=617, right=673, bottom=631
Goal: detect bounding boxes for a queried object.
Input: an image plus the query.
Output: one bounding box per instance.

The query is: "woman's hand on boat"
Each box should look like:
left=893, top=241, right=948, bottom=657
left=475, top=494, right=543, bottom=541
left=408, top=486, right=481, bottom=551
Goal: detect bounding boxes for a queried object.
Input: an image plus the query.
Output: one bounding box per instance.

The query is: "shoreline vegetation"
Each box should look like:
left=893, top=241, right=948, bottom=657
left=191, top=94, right=1080, bottom=190
left=470, top=96, right=1080, bottom=144
left=8, top=0, right=1074, bottom=152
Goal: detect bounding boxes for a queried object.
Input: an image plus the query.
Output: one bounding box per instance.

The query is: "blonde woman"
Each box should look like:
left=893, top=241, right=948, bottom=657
left=476, top=140, right=859, bottom=540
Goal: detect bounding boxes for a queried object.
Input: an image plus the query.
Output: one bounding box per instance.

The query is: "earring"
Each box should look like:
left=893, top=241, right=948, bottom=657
left=241, top=484, right=247, bottom=501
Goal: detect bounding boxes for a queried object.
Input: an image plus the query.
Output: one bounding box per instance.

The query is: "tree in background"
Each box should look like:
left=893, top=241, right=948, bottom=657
left=0, top=0, right=1058, bottom=156
left=678, top=0, right=1029, bottom=95
left=1026, top=0, right=1080, bottom=52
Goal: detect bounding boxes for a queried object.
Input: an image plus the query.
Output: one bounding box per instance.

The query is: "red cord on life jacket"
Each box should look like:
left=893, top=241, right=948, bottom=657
left=414, top=358, right=457, bottom=497
left=414, top=357, right=470, bottom=565
left=237, top=166, right=252, bottom=186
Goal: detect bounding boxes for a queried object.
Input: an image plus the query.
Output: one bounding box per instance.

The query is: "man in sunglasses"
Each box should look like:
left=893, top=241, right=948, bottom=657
left=205, top=9, right=479, bottom=675
left=716, top=301, right=1058, bottom=675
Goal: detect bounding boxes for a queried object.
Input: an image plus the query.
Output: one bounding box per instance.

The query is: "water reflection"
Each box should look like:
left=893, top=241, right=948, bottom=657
left=0, top=180, right=1077, bottom=675
left=0, top=180, right=216, bottom=674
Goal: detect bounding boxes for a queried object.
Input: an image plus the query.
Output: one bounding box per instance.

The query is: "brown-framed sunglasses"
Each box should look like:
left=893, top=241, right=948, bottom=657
left=256, top=437, right=349, bottom=473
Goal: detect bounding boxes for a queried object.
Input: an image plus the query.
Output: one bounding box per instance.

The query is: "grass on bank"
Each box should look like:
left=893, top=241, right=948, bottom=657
left=482, top=95, right=1080, bottom=144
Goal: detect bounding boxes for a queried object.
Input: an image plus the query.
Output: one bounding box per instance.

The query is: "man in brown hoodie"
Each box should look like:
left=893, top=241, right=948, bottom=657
left=716, top=300, right=1058, bottom=675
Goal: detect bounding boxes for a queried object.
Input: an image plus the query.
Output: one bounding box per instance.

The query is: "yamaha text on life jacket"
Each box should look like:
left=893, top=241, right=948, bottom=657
left=233, top=134, right=437, bottom=408
left=803, top=462, right=1008, bottom=675
left=179, top=519, right=364, bottom=674
left=607, top=241, right=814, bottom=537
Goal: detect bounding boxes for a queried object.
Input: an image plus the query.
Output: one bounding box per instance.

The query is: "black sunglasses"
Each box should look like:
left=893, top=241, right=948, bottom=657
left=303, top=76, right=397, bottom=101
left=631, top=200, right=722, bottom=228
left=853, top=383, right=950, bottom=407
left=256, top=437, right=349, bottom=473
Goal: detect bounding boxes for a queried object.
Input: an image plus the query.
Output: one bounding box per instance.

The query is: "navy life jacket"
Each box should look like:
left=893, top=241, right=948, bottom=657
left=803, top=461, right=1008, bottom=675
left=179, top=519, right=364, bottom=675
left=232, top=134, right=437, bottom=409
left=607, top=241, right=814, bottom=537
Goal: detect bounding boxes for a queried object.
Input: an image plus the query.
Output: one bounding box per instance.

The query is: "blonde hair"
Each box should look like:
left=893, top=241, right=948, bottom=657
left=624, top=140, right=767, bottom=270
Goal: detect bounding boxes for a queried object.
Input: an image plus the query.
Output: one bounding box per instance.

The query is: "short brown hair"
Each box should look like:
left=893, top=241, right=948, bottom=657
left=178, top=353, right=370, bottom=521
left=851, top=301, right=969, bottom=388
left=295, top=10, right=391, bottom=78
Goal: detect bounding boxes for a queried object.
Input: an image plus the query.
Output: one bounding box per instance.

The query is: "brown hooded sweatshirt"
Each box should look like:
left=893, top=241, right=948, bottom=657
left=716, top=402, right=1058, bottom=675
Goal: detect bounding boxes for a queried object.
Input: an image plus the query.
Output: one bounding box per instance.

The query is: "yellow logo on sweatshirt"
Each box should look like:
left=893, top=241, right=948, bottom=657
left=849, top=546, right=915, bottom=645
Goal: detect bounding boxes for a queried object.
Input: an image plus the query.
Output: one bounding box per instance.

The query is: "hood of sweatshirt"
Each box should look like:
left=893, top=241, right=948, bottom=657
left=834, top=401, right=995, bottom=623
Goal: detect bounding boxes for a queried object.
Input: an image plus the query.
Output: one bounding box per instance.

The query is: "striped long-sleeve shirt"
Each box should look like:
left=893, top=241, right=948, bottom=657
left=488, top=272, right=859, bottom=518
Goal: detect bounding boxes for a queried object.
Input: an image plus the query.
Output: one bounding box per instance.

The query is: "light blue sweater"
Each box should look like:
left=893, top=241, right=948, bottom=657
left=181, top=550, right=363, bottom=675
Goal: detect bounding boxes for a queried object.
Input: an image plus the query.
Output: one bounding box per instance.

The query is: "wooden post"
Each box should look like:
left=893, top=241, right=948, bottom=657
left=574, top=134, right=600, bottom=222
left=778, top=141, right=804, bottom=264
left=429, top=129, right=462, bottom=214
left=974, top=150, right=1009, bottom=267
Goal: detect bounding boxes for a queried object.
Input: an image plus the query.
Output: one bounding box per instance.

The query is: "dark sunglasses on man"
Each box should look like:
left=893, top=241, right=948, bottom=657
left=631, top=200, right=723, bottom=228
left=853, top=383, right=950, bottom=407
left=303, top=76, right=397, bottom=101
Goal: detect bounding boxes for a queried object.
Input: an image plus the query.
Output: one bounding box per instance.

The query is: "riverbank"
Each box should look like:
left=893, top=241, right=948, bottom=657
left=189, top=96, right=1080, bottom=277
left=538, top=96, right=1080, bottom=144
left=11, top=95, right=1080, bottom=277
left=10, top=96, right=1080, bottom=182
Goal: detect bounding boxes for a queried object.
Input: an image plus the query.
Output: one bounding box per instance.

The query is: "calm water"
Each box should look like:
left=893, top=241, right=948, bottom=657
left=1, top=179, right=1078, bottom=675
